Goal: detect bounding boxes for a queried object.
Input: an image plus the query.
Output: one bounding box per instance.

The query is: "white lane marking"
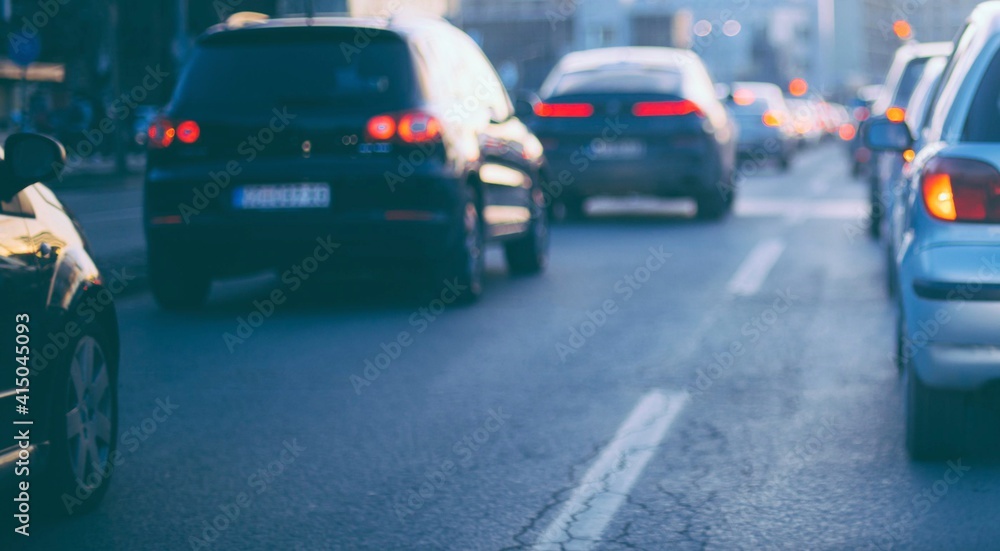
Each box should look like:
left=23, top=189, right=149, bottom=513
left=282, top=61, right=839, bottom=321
left=533, top=391, right=688, bottom=551
left=726, top=238, right=786, bottom=297
left=735, top=198, right=867, bottom=219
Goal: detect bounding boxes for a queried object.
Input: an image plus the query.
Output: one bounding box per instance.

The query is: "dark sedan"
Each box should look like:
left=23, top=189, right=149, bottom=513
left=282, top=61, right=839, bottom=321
left=523, top=47, right=738, bottom=220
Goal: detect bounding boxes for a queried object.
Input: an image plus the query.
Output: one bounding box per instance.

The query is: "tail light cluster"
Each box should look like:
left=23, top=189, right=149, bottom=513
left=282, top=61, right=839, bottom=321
left=148, top=118, right=200, bottom=149
left=533, top=99, right=704, bottom=118
left=366, top=111, right=441, bottom=143
left=922, top=157, right=1000, bottom=223
left=631, top=100, right=703, bottom=117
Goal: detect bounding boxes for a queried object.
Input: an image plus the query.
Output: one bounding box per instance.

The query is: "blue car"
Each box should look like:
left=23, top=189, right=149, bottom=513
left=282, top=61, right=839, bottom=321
left=868, top=1, right=1000, bottom=459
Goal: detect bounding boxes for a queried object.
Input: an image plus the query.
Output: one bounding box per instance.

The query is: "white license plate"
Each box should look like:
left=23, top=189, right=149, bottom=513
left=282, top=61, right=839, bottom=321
left=589, top=140, right=647, bottom=160
left=233, top=184, right=331, bottom=210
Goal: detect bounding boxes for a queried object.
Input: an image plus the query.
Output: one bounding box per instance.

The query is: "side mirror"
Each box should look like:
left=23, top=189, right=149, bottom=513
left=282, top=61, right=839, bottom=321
left=513, top=90, right=539, bottom=120
left=863, top=117, right=914, bottom=152
left=0, top=133, right=65, bottom=200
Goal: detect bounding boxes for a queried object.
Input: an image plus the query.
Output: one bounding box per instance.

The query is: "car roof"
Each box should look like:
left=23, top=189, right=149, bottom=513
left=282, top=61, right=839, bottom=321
left=200, top=13, right=452, bottom=42
left=969, top=1, right=1000, bottom=33
left=554, top=47, right=701, bottom=74
left=894, top=41, right=954, bottom=60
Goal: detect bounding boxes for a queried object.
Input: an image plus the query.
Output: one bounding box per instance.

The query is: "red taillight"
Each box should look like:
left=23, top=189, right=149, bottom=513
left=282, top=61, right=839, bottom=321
left=632, top=100, right=702, bottom=117
left=533, top=102, right=594, bottom=118
left=366, top=111, right=441, bottom=144
left=853, top=106, right=870, bottom=122
left=176, top=120, right=200, bottom=144
left=367, top=115, right=397, bottom=142
left=921, top=157, right=1000, bottom=223
left=398, top=112, right=441, bottom=143
left=147, top=119, right=175, bottom=149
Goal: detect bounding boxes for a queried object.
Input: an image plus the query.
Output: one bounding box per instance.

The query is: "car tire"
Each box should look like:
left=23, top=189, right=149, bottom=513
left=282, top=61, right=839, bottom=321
left=905, top=365, right=968, bottom=460
left=148, top=244, right=211, bottom=310
left=440, top=185, right=485, bottom=304
left=696, top=190, right=733, bottom=220
left=505, top=188, right=549, bottom=275
left=40, top=320, right=118, bottom=517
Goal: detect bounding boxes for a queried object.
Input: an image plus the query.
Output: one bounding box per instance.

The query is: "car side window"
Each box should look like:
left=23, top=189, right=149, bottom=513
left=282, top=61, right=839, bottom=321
left=961, top=43, right=1000, bottom=142
left=927, top=23, right=976, bottom=141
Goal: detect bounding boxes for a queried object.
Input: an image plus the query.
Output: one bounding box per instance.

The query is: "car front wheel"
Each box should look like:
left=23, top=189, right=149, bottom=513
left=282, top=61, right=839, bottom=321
left=41, top=322, right=118, bottom=516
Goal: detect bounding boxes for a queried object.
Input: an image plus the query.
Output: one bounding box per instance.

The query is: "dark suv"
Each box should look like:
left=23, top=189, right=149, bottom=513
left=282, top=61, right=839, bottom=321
left=144, top=15, right=550, bottom=308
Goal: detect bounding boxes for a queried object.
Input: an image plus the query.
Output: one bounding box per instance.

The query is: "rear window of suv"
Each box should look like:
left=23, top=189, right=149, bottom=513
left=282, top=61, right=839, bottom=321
left=549, top=68, right=682, bottom=96
left=171, top=28, right=416, bottom=116
left=891, top=57, right=930, bottom=109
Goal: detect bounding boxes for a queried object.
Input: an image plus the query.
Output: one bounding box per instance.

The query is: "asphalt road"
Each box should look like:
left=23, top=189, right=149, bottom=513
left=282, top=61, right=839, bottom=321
left=18, top=143, right=1000, bottom=550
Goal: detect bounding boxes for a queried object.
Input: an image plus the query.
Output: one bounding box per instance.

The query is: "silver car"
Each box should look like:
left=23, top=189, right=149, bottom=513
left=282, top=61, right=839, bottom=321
left=867, top=1, right=1000, bottom=459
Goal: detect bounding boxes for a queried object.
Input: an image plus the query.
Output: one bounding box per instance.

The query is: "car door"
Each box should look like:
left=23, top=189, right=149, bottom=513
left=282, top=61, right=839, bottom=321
left=457, top=34, right=537, bottom=238
left=0, top=192, right=43, bottom=471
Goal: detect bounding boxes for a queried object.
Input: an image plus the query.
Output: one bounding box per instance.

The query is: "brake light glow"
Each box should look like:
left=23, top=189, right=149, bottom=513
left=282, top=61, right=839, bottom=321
left=762, top=110, right=783, bottom=127
left=632, top=100, right=702, bottom=117
left=533, top=102, right=594, bottom=118
left=147, top=119, right=175, bottom=149
left=398, top=112, right=441, bottom=143
left=886, top=106, right=906, bottom=123
left=921, top=157, right=1000, bottom=222
left=839, top=124, right=856, bottom=141
left=367, top=115, right=397, bottom=142
left=176, top=121, right=200, bottom=144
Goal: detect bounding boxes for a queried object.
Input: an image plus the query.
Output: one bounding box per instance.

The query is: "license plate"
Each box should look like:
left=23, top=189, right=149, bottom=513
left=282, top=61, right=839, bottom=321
left=233, top=184, right=331, bottom=210
left=589, top=140, right=647, bottom=160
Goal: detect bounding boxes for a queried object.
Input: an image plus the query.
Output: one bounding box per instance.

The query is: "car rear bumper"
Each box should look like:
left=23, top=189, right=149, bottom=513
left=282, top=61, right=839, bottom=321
left=541, top=146, right=721, bottom=198
left=901, top=244, right=1000, bottom=390
left=144, top=157, right=465, bottom=272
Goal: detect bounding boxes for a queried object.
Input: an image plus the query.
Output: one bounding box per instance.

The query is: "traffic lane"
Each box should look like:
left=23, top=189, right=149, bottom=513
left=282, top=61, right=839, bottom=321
left=21, top=189, right=787, bottom=550
left=600, top=216, right=1000, bottom=549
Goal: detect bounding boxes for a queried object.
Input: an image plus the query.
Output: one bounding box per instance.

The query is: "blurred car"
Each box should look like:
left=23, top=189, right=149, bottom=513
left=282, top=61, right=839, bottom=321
left=0, top=134, right=121, bottom=515
left=866, top=41, right=953, bottom=238
left=144, top=14, right=550, bottom=308
left=728, top=82, right=797, bottom=172
left=786, top=98, right=824, bottom=148
left=522, top=47, right=737, bottom=220
left=867, top=2, right=1000, bottom=459
left=845, top=84, right=882, bottom=176
left=883, top=55, right=948, bottom=297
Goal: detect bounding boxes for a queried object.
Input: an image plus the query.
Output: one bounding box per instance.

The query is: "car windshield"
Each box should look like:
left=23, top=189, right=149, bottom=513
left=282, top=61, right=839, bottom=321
left=171, top=31, right=414, bottom=116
